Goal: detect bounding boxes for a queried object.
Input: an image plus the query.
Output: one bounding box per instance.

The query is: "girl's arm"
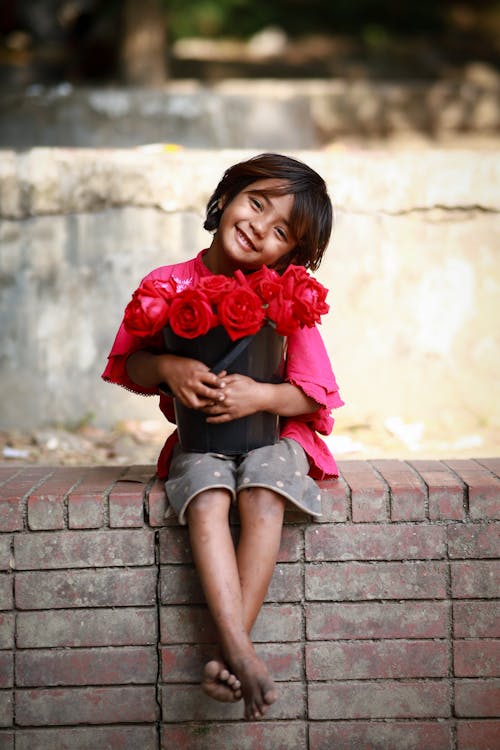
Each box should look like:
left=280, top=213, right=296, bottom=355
left=126, top=350, right=225, bottom=410
left=204, top=374, right=319, bottom=424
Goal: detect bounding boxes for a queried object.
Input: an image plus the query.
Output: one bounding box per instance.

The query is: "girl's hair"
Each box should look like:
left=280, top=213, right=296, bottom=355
left=204, top=153, right=333, bottom=270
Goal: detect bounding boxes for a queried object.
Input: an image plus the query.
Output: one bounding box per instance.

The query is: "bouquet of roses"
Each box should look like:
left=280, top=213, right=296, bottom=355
left=123, top=264, right=329, bottom=342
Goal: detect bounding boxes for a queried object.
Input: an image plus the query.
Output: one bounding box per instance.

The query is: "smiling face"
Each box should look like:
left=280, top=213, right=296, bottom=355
left=203, top=178, right=297, bottom=275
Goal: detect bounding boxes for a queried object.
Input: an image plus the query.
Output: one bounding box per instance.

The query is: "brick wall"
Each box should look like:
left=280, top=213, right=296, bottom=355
left=0, top=459, right=499, bottom=750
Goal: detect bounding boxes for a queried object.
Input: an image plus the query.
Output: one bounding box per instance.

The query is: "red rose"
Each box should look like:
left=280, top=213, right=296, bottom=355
left=246, top=266, right=281, bottom=302
left=277, top=265, right=329, bottom=328
left=293, top=276, right=329, bottom=327
left=123, top=280, right=171, bottom=337
left=168, top=288, right=217, bottom=339
left=267, top=290, right=301, bottom=336
left=198, top=275, right=237, bottom=304
left=218, top=286, right=265, bottom=341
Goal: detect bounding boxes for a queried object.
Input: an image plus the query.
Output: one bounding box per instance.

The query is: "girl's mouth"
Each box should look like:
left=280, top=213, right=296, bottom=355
left=236, top=227, right=256, bottom=252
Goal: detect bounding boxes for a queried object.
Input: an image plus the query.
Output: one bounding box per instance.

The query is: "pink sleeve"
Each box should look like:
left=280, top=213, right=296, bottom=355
left=285, top=325, right=344, bottom=434
left=101, top=324, right=164, bottom=396
left=101, top=268, right=170, bottom=396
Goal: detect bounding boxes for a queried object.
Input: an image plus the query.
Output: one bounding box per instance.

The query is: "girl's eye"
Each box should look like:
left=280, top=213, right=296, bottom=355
left=275, top=227, right=287, bottom=241
left=250, top=196, right=262, bottom=210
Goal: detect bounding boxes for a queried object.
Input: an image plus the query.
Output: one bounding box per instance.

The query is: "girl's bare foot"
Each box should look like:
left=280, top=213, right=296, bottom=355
left=230, top=651, right=277, bottom=720
left=202, top=659, right=242, bottom=702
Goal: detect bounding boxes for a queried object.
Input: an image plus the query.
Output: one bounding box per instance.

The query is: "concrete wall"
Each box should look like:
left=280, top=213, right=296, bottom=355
left=0, top=147, right=499, bottom=440
left=0, top=459, right=499, bottom=747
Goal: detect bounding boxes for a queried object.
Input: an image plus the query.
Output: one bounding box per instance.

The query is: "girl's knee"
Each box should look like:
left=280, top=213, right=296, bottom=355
left=238, top=487, right=285, bottom=520
left=186, top=488, right=232, bottom=523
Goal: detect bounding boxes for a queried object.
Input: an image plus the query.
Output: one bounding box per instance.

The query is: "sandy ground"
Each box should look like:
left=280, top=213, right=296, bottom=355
left=1, top=416, right=498, bottom=469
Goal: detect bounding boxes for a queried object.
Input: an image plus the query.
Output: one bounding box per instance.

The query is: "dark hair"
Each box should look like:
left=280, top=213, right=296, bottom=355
left=204, top=153, right=333, bottom=271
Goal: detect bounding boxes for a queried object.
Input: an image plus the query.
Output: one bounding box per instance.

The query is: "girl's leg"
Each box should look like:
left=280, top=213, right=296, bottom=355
left=186, top=487, right=283, bottom=719
left=236, top=486, right=286, bottom=632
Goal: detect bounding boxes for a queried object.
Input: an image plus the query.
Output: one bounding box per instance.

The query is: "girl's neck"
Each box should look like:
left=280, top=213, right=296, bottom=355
left=203, top=244, right=244, bottom=277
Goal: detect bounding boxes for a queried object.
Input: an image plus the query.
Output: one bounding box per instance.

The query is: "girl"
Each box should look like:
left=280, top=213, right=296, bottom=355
left=102, top=153, right=343, bottom=721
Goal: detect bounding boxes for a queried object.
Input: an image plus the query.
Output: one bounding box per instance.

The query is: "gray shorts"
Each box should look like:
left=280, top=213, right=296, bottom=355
left=164, top=437, right=322, bottom=525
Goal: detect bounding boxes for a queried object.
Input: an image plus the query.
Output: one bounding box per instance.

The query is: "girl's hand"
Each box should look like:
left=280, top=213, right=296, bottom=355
left=159, top=355, right=226, bottom=410
left=203, top=374, right=265, bottom=422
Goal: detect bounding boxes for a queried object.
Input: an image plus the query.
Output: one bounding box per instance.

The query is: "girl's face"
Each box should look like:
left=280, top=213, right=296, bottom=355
left=205, top=178, right=297, bottom=275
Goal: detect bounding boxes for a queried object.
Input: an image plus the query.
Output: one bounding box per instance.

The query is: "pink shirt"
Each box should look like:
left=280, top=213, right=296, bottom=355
left=102, top=250, right=344, bottom=480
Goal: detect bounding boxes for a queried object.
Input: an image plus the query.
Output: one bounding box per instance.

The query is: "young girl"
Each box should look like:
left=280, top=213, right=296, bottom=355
left=102, top=153, right=343, bottom=721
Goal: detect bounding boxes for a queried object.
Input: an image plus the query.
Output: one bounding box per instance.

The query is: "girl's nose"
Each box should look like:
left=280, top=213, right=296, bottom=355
left=250, top=217, right=266, bottom=237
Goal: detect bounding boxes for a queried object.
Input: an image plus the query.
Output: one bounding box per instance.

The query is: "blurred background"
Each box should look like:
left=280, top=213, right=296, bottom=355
left=0, top=0, right=499, bottom=466
left=1, top=0, right=499, bottom=87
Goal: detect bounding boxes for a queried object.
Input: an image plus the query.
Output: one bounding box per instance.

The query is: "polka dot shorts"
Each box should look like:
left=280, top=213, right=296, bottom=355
left=164, top=437, right=323, bottom=525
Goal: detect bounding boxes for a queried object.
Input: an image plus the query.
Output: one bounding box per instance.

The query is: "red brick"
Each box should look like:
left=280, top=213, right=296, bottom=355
left=161, top=643, right=211, bottom=682
left=161, top=642, right=302, bottom=683
left=161, top=681, right=304, bottom=721
left=161, top=721, right=307, bottom=750
left=454, top=601, right=500, bottom=638
left=72, top=466, right=126, bottom=493
left=476, top=458, right=500, bottom=477
left=0, top=500, right=23, bottom=531
left=16, top=646, right=157, bottom=686
left=371, top=459, right=427, bottom=521
left=67, top=493, right=104, bottom=528
left=32, top=468, right=86, bottom=491
left=159, top=526, right=192, bottom=563
left=27, top=494, right=64, bottom=530
left=306, top=601, right=449, bottom=640
left=306, top=561, right=447, bottom=601
left=0, top=575, right=12, bottom=610
left=0, top=692, right=13, bottom=727
left=309, top=679, right=450, bottom=719
left=0, top=537, right=11, bottom=570
left=306, top=639, right=448, bottom=679
left=148, top=477, right=167, bottom=527
left=309, top=720, right=451, bottom=750
left=0, top=467, right=21, bottom=483
left=120, top=465, right=156, bottom=483
left=338, top=460, right=388, bottom=521
left=0, top=613, right=14, bottom=649
left=160, top=605, right=217, bottom=645
left=455, top=679, right=500, bottom=717
left=26, top=468, right=86, bottom=531
left=14, top=529, right=154, bottom=569
left=451, top=560, right=500, bottom=598
left=457, top=720, right=500, bottom=750
left=448, top=523, right=500, bottom=558
left=16, top=607, right=157, bottom=647
left=0, top=468, right=54, bottom=531
left=160, top=565, right=203, bottom=604
left=454, top=640, right=500, bottom=677
left=66, top=466, right=127, bottom=529
left=109, top=482, right=145, bottom=528
left=160, top=603, right=302, bottom=644
left=305, top=523, right=445, bottom=561
left=15, top=568, right=156, bottom=609
left=15, top=726, right=157, bottom=750
left=16, top=686, right=158, bottom=726
left=160, top=561, right=301, bottom=606
left=317, top=477, right=349, bottom=522
left=0, top=653, right=13, bottom=688
left=445, top=459, right=500, bottom=520
left=410, top=459, right=465, bottom=520
left=277, top=525, right=303, bottom=562
left=239, top=602, right=303, bottom=643
left=159, top=522, right=303, bottom=564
